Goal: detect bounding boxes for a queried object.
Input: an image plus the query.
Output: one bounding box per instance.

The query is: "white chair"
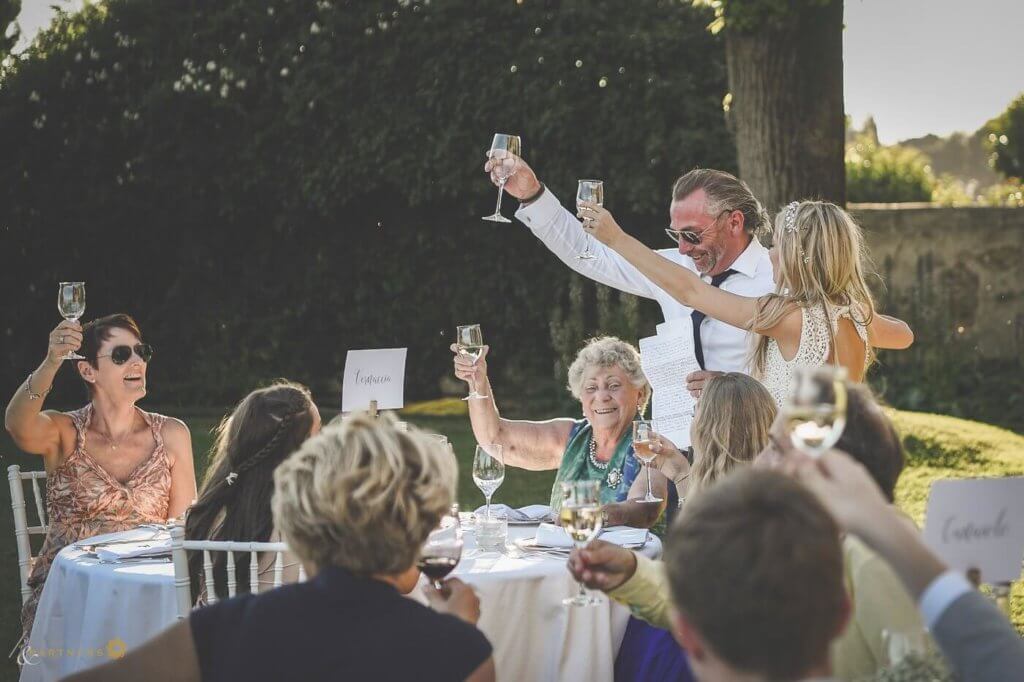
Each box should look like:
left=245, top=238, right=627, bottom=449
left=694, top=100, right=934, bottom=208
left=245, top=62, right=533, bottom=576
left=8, top=465, right=49, bottom=606
left=169, top=525, right=306, bottom=618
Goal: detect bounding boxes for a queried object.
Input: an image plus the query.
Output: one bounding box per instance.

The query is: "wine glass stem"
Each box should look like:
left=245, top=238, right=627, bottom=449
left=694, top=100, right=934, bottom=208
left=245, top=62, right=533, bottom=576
left=575, top=541, right=587, bottom=599
left=584, top=233, right=593, bottom=254
left=493, top=180, right=506, bottom=216
left=485, top=495, right=492, bottom=520
left=646, top=463, right=654, bottom=499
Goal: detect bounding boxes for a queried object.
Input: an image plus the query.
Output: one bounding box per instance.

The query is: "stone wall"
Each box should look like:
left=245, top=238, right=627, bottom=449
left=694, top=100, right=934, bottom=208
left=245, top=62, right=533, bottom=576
left=853, top=204, right=1024, bottom=361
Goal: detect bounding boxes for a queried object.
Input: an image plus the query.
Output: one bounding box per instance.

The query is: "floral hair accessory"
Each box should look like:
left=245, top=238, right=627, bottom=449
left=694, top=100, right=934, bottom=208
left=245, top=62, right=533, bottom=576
left=784, top=201, right=800, bottom=233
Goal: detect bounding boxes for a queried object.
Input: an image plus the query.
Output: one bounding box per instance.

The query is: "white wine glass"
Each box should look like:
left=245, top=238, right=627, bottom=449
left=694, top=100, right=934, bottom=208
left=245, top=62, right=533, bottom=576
left=482, top=133, right=522, bottom=223
left=576, top=180, right=604, bottom=260
left=473, top=444, right=504, bottom=519
left=560, top=479, right=604, bottom=606
left=456, top=324, right=488, bottom=400
left=57, top=281, right=86, bottom=360
left=417, top=506, right=463, bottom=590
left=632, top=419, right=663, bottom=503
left=783, top=365, right=848, bottom=458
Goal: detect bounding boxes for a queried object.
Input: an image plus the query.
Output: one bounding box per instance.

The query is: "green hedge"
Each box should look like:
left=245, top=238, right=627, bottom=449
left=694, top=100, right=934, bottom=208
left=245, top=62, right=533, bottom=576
left=0, top=0, right=734, bottom=409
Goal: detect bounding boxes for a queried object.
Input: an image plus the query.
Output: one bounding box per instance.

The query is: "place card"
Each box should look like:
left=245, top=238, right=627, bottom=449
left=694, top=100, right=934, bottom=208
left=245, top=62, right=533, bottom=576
left=922, top=476, right=1024, bottom=584
left=341, top=348, right=407, bottom=412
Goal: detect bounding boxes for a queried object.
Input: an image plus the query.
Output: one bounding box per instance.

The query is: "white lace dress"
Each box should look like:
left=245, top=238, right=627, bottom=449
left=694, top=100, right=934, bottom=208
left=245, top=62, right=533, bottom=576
left=760, top=304, right=869, bottom=408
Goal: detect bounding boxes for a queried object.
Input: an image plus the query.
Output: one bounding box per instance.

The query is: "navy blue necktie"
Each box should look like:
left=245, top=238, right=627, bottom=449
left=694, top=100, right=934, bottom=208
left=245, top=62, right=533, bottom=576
left=691, top=269, right=737, bottom=371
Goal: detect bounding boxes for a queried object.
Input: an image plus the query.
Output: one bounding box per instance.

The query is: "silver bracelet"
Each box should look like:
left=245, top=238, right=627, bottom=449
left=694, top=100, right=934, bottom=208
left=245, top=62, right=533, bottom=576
left=25, top=372, right=52, bottom=401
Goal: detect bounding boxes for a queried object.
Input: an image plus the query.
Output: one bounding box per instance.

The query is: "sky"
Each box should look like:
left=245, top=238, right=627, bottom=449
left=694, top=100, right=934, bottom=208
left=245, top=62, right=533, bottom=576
left=12, top=0, right=1024, bottom=146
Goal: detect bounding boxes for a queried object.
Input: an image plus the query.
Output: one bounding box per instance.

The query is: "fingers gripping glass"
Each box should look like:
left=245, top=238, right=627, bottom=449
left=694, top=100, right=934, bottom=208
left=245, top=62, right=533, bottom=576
left=57, top=282, right=86, bottom=360
left=782, top=366, right=848, bottom=458
left=576, top=180, right=604, bottom=260
left=482, top=133, right=522, bottom=223
left=98, top=344, right=154, bottom=365
left=456, top=324, right=487, bottom=400
left=632, top=420, right=663, bottom=503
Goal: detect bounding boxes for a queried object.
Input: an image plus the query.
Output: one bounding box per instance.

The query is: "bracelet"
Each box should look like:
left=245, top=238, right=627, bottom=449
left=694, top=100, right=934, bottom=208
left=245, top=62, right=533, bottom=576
left=520, top=182, right=546, bottom=206
left=25, top=372, right=52, bottom=401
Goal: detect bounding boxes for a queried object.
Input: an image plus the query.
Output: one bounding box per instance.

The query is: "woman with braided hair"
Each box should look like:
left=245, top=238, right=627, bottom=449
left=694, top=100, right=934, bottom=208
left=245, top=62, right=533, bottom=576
left=185, top=380, right=321, bottom=601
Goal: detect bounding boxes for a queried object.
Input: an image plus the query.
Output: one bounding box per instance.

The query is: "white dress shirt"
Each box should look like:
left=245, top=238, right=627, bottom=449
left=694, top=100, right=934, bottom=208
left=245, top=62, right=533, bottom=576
left=516, top=187, right=776, bottom=373
left=919, top=570, right=974, bottom=629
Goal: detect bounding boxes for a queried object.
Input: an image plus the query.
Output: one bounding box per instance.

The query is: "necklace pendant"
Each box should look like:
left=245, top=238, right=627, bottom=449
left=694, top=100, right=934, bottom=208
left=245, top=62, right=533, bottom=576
left=606, top=468, right=622, bottom=488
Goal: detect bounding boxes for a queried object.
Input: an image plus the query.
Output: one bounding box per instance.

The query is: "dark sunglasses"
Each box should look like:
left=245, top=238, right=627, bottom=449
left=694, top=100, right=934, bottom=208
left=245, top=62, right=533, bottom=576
left=664, top=209, right=733, bottom=246
left=98, top=343, right=154, bottom=365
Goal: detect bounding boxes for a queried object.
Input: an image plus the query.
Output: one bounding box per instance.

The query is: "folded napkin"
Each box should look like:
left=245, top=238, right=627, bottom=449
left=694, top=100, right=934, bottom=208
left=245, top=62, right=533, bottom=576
left=95, top=535, right=172, bottom=562
left=473, top=504, right=552, bottom=524
left=532, top=523, right=649, bottom=549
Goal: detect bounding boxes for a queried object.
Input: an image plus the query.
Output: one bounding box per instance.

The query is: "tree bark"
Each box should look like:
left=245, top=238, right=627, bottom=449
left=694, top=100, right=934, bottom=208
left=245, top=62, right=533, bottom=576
left=725, top=0, right=846, bottom=213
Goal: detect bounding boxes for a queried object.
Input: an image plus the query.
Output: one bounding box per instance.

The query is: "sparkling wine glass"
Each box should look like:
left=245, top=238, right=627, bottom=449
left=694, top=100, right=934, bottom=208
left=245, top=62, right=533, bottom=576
left=417, top=506, right=463, bottom=590
left=783, top=365, right=848, bottom=458
left=472, top=444, right=504, bottom=519
left=560, top=480, right=604, bottom=606
left=482, top=133, right=522, bottom=223
left=576, top=180, right=604, bottom=260
left=456, top=324, right=488, bottom=400
left=632, top=419, right=663, bottom=503
left=57, top=281, right=86, bottom=360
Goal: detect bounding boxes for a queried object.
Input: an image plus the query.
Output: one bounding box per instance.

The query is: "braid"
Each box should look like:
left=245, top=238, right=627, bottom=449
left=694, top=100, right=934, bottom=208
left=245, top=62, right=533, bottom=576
left=227, top=404, right=308, bottom=484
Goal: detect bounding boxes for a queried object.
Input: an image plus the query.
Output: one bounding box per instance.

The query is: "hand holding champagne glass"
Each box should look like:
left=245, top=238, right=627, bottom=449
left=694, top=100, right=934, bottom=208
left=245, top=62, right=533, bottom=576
left=482, top=133, right=522, bottom=223
left=783, top=366, right=848, bottom=458
left=560, top=480, right=604, bottom=606
left=57, top=282, right=86, bottom=360
left=632, top=419, right=663, bottom=503
left=472, top=444, right=504, bottom=519
left=456, top=324, right=488, bottom=400
left=576, top=180, right=604, bottom=260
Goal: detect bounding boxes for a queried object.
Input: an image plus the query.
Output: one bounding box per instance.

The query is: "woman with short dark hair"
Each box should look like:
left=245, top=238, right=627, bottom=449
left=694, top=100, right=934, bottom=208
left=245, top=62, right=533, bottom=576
left=5, top=314, right=196, bottom=637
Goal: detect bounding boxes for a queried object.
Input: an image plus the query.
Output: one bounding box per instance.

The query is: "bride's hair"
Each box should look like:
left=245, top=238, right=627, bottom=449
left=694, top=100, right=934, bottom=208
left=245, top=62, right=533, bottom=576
left=749, top=201, right=877, bottom=379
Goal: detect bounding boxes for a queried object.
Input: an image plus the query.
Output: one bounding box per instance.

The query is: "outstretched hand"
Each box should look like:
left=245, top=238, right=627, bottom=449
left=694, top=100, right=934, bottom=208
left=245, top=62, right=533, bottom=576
left=567, top=539, right=638, bottom=592
left=451, top=343, right=489, bottom=387
left=578, top=202, right=625, bottom=247
left=483, top=154, right=541, bottom=201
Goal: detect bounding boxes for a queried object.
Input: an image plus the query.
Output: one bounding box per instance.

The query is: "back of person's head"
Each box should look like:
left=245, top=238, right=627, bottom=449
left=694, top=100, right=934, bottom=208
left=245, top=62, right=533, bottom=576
left=185, top=380, right=317, bottom=595
left=666, top=469, right=848, bottom=681
left=672, top=168, right=771, bottom=238
left=272, top=412, right=457, bottom=576
left=689, top=373, right=777, bottom=500
left=750, top=201, right=878, bottom=378
left=834, top=382, right=904, bottom=502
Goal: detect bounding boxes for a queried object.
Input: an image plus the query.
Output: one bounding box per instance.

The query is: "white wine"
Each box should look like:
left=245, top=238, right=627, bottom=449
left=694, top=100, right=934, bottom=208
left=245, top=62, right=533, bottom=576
left=458, top=344, right=484, bottom=363
left=786, top=406, right=846, bottom=457
left=633, top=439, right=655, bottom=464
left=559, top=504, right=603, bottom=544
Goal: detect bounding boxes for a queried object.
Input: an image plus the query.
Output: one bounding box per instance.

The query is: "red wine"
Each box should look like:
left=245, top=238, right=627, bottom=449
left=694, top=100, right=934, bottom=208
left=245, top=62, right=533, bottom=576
left=417, top=556, right=459, bottom=581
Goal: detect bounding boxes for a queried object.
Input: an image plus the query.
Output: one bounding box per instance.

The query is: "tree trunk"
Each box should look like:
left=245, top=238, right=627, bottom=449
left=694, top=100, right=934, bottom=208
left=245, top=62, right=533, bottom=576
left=725, top=0, right=846, bottom=213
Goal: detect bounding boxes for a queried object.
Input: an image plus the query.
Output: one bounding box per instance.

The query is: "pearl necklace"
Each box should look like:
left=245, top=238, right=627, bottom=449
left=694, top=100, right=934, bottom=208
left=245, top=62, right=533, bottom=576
left=588, top=436, right=609, bottom=470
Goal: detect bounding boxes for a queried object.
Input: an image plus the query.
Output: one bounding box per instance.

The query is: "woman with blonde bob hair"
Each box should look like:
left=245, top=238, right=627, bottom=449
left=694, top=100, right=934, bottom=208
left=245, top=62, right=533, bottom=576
left=579, top=199, right=914, bottom=406
left=67, top=413, right=495, bottom=682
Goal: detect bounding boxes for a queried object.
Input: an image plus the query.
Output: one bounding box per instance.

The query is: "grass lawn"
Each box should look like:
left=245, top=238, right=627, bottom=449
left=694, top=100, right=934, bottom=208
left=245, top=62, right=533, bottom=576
left=2, top=402, right=1023, bottom=680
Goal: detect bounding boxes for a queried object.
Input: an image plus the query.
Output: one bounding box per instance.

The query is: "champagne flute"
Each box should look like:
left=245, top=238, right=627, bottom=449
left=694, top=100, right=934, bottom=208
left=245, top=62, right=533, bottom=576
left=482, top=133, right=522, bottom=223
left=783, top=366, right=848, bottom=458
left=456, top=324, right=488, bottom=400
left=576, top=180, right=604, bottom=260
left=560, top=480, right=604, bottom=607
left=472, top=444, right=504, bottom=519
left=632, top=419, right=663, bottom=503
left=417, top=506, right=463, bottom=590
left=57, top=281, right=86, bottom=360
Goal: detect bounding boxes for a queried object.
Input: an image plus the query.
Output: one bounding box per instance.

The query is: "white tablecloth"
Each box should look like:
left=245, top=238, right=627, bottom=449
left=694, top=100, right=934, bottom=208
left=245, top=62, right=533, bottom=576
left=21, top=525, right=661, bottom=681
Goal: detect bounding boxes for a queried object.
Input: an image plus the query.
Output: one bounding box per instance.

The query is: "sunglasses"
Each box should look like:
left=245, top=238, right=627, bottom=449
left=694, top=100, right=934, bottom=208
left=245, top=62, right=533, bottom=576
left=97, top=343, right=154, bottom=365
left=664, top=209, right=733, bottom=246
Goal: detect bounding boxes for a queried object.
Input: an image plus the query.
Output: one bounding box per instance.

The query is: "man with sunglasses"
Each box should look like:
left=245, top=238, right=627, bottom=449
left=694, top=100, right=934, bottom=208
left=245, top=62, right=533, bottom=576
left=484, top=157, right=775, bottom=405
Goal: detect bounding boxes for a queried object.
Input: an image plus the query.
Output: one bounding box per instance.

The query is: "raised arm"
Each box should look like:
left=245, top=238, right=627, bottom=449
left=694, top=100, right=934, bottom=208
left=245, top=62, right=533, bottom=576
left=867, top=313, right=914, bottom=350
left=5, top=321, right=83, bottom=460
left=580, top=203, right=761, bottom=332
left=485, top=155, right=662, bottom=299
left=451, top=344, right=573, bottom=471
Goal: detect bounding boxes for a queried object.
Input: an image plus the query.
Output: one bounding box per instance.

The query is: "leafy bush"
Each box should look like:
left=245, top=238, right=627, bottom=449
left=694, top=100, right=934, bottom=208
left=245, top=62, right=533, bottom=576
left=846, top=133, right=934, bottom=203
left=985, top=93, right=1024, bottom=180
left=0, top=0, right=734, bottom=408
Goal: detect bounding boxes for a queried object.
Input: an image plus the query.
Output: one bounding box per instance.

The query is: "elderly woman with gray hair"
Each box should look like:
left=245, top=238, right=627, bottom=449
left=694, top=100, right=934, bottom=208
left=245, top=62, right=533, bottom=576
left=452, top=336, right=669, bottom=528
left=66, top=413, right=495, bottom=682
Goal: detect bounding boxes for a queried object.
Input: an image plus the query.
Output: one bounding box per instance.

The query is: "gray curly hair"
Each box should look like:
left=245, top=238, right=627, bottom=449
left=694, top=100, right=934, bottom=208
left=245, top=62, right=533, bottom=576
left=566, top=336, right=650, bottom=412
left=272, top=412, right=457, bottom=576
